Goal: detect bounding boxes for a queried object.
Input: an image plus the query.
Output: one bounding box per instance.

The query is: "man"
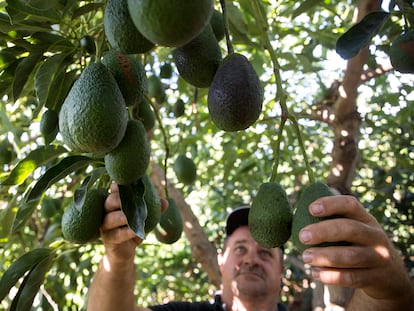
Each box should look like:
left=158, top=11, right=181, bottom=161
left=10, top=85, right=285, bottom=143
left=87, top=183, right=414, bottom=310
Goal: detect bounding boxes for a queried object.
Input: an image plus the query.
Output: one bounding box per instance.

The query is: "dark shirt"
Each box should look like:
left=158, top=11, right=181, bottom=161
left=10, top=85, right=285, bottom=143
left=149, top=295, right=287, bottom=311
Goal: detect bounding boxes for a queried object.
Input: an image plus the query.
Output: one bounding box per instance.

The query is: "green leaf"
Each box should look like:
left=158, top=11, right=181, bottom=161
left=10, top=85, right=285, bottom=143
left=23, top=0, right=60, bottom=10
left=1, top=145, right=68, bottom=186
left=30, top=32, right=74, bottom=52
left=6, top=0, right=62, bottom=24
left=292, top=0, right=323, bottom=18
left=336, top=11, right=390, bottom=59
left=11, top=51, right=43, bottom=102
left=73, top=168, right=106, bottom=211
left=0, top=12, right=52, bottom=33
left=10, top=253, right=53, bottom=311
left=45, top=68, right=77, bottom=111
left=34, top=54, right=68, bottom=109
left=0, top=248, right=52, bottom=302
left=227, top=1, right=248, bottom=36
left=26, top=155, right=97, bottom=203
left=11, top=200, right=38, bottom=233
left=72, top=3, right=105, bottom=19
left=0, top=202, right=16, bottom=241
left=119, top=179, right=147, bottom=240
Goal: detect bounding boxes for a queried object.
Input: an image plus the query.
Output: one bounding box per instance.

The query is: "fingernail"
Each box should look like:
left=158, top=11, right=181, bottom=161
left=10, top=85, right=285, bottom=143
left=310, top=203, right=324, bottom=215
left=299, top=230, right=312, bottom=243
left=302, top=251, right=313, bottom=263
left=312, top=268, right=320, bottom=279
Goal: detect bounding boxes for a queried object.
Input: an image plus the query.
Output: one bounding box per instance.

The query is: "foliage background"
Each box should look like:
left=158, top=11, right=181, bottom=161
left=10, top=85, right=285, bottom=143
left=0, top=0, right=413, bottom=310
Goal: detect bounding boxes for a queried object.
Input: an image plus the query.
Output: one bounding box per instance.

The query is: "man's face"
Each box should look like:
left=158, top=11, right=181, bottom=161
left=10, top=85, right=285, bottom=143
left=218, top=226, right=283, bottom=301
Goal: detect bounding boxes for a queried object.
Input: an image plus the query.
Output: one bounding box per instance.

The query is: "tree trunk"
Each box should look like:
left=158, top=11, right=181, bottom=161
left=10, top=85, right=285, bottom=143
left=327, top=0, right=382, bottom=194
left=150, top=163, right=222, bottom=288
left=322, top=0, right=383, bottom=309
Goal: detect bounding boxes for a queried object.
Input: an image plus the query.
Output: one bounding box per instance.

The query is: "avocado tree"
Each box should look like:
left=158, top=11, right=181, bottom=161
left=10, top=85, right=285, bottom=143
left=0, top=0, right=413, bottom=310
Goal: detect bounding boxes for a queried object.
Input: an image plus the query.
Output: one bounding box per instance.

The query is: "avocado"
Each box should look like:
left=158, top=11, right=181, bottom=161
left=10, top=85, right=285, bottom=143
left=61, top=188, right=108, bottom=244
left=58, top=62, right=128, bottom=154
left=154, top=198, right=183, bottom=244
left=104, top=120, right=150, bottom=185
left=207, top=53, right=263, bottom=131
left=173, top=155, right=197, bottom=185
left=127, top=0, right=214, bottom=47
left=104, top=0, right=154, bottom=54
left=173, top=24, right=222, bottom=88
left=141, top=174, right=161, bottom=233
left=291, top=182, right=349, bottom=253
left=389, top=30, right=414, bottom=74
left=102, top=50, right=147, bottom=107
left=249, top=182, right=292, bottom=248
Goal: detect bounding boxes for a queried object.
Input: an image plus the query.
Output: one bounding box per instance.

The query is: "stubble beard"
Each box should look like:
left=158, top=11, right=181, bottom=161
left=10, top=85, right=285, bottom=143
left=233, top=267, right=268, bottom=299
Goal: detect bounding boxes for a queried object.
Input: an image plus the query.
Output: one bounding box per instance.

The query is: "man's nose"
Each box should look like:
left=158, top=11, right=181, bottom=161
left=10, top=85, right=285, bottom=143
left=242, top=250, right=259, bottom=266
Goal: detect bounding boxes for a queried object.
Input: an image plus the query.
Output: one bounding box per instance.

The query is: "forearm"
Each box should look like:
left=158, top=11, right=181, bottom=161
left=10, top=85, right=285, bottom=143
left=87, top=255, right=142, bottom=311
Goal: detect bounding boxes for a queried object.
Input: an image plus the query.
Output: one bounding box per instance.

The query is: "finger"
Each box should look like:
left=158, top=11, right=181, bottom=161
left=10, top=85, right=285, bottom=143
left=309, top=195, right=377, bottom=225
left=302, top=245, right=391, bottom=269
left=105, top=189, right=122, bottom=212
left=299, top=217, right=387, bottom=247
left=101, top=225, right=139, bottom=245
left=310, top=267, right=378, bottom=289
left=110, top=182, right=119, bottom=193
left=102, top=210, right=128, bottom=231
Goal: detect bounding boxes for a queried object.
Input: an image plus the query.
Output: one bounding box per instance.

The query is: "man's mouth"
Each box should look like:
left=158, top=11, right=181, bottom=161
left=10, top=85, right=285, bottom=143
left=236, top=268, right=264, bottom=279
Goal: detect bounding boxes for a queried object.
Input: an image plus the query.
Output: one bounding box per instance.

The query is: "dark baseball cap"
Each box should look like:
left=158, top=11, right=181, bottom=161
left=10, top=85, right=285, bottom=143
left=225, top=205, right=250, bottom=236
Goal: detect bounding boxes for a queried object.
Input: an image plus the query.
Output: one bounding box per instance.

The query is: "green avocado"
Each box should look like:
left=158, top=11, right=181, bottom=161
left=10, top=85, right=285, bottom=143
left=173, top=24, right=222, bottom=88
left=61, top=188, right=108, bottom=244
left=102, top=50, right=147, bottom=107
left=249, top=182, right=292, bottom=248
left=104, top=0, right=154, bottom=54
left=58, top=62, right=128, bottom=154
left=389, top=30, right=414, bottom=74
left=207, top=53, right=263, bottom=131
left=173, top=155, right=197, bottom=185
left=141, top=174, right=162, bottom=233
left=154, top=198, right=183, bottom=244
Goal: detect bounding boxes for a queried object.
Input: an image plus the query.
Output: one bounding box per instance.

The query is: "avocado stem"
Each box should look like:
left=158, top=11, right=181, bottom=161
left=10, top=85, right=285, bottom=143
left=251, top=0, right=315, bottom=184
left=219, top=0, right=234, bottom=54
left=270, top=116, right=286, bottom=182
left=288, top=114, right=316, bottom=184
left=148, top=96, right=170, bottom=198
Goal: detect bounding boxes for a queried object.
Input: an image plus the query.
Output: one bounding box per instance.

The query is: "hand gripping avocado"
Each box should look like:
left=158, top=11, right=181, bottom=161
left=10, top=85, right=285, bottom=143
left=154, top=198, right=183, bottom=244
left=291, top=181, right=348, bottom=253
left=249, top=182, right=293, bottom=248
left=208, top=53, right=263, bottom=131
left=59, top=62, right=128, bottom=154
left=173, top=24, right=222, bottom=88
left=61, top=188, right=108, bottom=244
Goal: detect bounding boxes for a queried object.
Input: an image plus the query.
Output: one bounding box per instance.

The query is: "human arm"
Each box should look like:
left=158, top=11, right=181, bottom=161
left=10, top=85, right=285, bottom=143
left=86, top=183, right=152, bottom=311
left=299, top=195, right=414, bottom=310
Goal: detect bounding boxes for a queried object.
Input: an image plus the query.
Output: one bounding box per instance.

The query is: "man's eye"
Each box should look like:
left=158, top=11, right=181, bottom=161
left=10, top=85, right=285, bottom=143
left=234, top=246, right=246, bottom=254
left=260, top=250, right=273, bottom=259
